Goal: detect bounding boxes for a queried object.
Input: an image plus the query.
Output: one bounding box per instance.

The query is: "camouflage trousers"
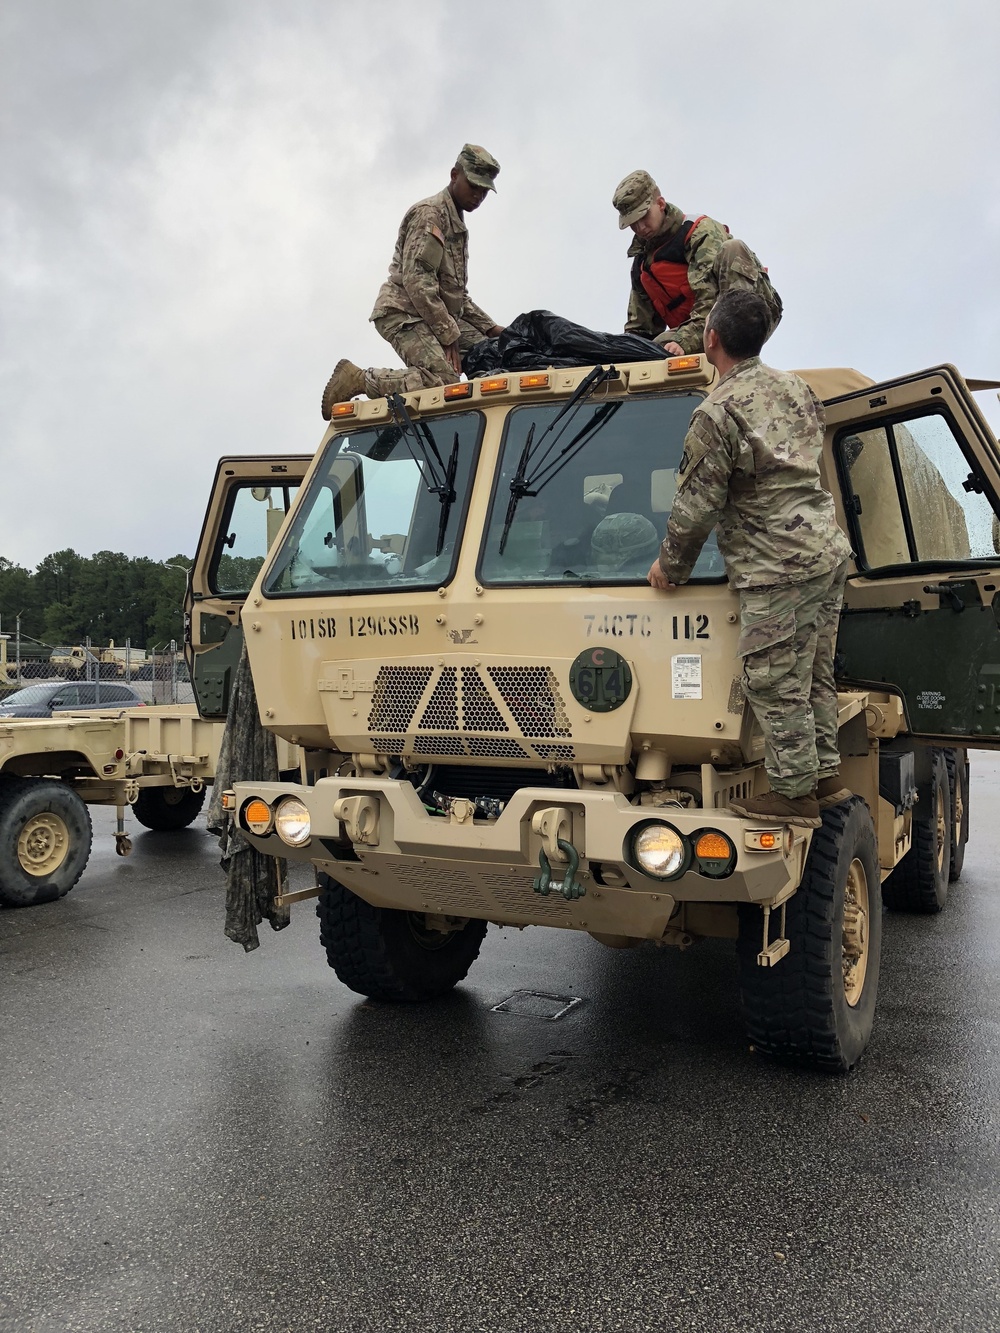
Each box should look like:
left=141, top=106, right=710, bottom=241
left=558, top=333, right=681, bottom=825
left=716, top=238, right=783, bottom=337
left=737, top=560, right=848, bottom=798
left=365, top=313, right=484, bottom=396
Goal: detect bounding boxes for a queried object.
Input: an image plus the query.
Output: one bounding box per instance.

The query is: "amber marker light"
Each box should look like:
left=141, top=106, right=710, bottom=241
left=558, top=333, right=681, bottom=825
left=443, top=383, right=473, bottom=399
left=743, top=827, right=794, bottom=855
left=480, top=377, right=509, bottom=393
left=243, top=798, right=273, bottom=835
left=331, top=401, right=357, bottom=417
left=666, top=356, right=702, bottom=373
left=692, top=828, right=736, bottom=878
left=519, top=373, right=550, bottom=390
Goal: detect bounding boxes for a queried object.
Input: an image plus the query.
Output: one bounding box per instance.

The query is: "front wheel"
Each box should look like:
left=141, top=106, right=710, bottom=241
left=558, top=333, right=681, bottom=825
left=0, top=777, right=93, bottom=908
left=736, top=796, right=882, bottom=1073
left=316, top=871, right=487, bottom=1001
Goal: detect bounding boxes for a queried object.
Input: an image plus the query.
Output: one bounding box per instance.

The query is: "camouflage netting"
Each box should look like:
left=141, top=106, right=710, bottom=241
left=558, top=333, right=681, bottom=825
left=206, top=643, right=290, bottom=951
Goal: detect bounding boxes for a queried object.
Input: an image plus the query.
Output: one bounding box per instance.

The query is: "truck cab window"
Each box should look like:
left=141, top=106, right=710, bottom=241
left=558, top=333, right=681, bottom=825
left=837, top=411, right=998, bottom=571
left=211, top=483, right=299, bottom=595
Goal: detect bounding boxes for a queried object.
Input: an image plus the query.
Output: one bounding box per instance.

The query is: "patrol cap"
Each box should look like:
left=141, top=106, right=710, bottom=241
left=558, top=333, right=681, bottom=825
left=457, top=143, right=500, bottom=192
left=613, top=169, right=660, bottom=229
left=591, top=512, right=661, bottom=571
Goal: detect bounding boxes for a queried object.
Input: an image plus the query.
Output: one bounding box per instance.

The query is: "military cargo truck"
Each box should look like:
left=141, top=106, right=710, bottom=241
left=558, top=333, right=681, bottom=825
left=185, top=360, right=998, bottom=1070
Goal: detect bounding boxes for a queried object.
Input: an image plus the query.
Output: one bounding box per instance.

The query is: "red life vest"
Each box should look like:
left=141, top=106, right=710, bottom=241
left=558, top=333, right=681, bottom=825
left=632, top=214, right=708, bottom=329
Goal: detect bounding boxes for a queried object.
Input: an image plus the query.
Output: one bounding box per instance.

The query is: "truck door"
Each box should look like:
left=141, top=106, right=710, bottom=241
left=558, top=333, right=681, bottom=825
left=823, top=365, right=1000, bottom=746
left=186, top=456, right=311, bottom=720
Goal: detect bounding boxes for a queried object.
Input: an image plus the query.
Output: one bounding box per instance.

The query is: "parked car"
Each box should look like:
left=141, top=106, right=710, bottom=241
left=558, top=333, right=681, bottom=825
left=0, top=681, right=145, bottom=719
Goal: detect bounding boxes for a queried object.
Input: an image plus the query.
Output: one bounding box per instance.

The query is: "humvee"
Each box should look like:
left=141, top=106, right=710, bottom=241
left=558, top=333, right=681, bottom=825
left=186, top=356, right=998, bottom=1071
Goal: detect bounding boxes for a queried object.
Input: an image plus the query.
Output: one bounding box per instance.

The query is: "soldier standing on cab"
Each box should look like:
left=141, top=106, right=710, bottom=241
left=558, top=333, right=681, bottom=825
left=321, top=145, right=504, bottom=418
left=613, top=169, right=782, bottom=356
left=648, top=290, right=852, bottom=828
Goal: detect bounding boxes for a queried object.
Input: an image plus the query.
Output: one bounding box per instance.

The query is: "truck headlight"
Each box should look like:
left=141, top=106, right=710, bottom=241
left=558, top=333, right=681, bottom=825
left=626, top=820, right=690, bottom=880
left=274, top=796, right=311, bottom=847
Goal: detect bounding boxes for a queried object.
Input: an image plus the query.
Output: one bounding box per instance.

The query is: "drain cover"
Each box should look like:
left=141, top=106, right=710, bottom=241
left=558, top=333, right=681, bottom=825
left=491, top=990, right=584, bottom=1021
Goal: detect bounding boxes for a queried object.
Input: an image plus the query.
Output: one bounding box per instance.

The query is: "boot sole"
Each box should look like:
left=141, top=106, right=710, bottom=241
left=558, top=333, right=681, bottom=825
left=728, top=800, right=822, bottom=829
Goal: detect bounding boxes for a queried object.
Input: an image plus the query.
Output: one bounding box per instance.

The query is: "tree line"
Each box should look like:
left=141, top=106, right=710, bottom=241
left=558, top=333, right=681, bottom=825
left=0, top=550, right=192, bottom=652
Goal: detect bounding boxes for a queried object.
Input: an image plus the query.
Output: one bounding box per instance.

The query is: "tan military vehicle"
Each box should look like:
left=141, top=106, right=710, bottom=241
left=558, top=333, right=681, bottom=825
left=186, top=358, right=997, bottom=1071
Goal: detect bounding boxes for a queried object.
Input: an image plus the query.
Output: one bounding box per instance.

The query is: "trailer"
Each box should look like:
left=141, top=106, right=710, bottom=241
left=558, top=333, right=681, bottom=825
left=0, top=706, right=223, bottom=907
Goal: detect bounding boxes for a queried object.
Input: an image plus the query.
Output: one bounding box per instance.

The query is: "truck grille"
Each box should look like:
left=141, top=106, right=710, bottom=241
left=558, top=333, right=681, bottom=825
left=368, top=664, right=575, bottom=762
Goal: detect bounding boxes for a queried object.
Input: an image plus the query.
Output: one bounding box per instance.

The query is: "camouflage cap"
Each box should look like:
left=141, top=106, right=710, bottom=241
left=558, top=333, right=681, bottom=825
left=457, top=143, right=500, bottom=192
left=591, top=512, right=661, bottom=571
left=613, top=169, right=660, bottom=230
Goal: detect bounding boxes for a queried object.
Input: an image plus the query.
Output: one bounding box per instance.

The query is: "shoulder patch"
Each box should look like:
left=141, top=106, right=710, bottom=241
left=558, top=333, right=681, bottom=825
left=429, top=224, right=445, bottom=244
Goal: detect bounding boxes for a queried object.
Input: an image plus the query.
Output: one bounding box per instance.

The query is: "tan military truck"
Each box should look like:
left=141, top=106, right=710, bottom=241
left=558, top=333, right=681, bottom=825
left=50, top=642, right=148, bottom=679
left=185, top=360, right=997, bottom=1070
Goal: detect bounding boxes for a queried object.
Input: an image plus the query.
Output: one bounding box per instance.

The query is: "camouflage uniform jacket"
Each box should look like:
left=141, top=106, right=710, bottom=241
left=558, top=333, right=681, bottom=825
left=369, top=187, right=496, bottom=347
left=625, top=203, right=731, bottom=353
left=659, top=358, right=852, bottom=589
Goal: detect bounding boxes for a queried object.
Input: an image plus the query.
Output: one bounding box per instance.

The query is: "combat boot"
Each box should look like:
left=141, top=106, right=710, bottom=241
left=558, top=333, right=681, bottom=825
left=321, top=360, right=366, bottom=420
left=728, top=790, right=822, bottom=829
left=816, top=774, right=852, bottom=808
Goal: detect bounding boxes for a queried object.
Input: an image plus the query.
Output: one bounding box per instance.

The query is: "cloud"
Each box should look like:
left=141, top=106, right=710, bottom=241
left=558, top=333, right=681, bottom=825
left=2, top=0, right=998, bottom=566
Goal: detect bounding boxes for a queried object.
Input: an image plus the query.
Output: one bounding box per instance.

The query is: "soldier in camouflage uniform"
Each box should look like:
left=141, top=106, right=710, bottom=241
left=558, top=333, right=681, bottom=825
left=613, top=169, right=782, bottom=357
left=649, top=290, right=852, bottom=827
left=591, top=512, right=661, bottom=574
left=321, top=145, right=504, bottom=418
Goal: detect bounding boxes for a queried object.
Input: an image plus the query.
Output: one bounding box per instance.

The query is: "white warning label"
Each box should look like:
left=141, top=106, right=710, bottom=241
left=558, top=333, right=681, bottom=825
left=671, top=654, right=703, bottom=700
left=916, top=690, right=945, bottom=710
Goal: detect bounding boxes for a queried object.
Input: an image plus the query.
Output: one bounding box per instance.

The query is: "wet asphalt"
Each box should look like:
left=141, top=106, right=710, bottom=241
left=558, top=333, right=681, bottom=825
left=1, top=759, right=999, bottom=1333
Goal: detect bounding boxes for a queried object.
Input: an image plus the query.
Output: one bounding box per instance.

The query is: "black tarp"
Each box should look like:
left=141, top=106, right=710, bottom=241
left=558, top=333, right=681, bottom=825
left=463, top=309, right=668, bottom=378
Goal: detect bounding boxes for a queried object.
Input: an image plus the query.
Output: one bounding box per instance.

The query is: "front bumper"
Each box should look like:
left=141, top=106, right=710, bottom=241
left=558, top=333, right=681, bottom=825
left=234, top=777, right=808, bottom=940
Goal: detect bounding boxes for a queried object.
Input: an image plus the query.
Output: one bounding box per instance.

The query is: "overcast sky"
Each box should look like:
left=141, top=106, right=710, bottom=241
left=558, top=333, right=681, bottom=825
left=2, top=0, right=998, bottom=569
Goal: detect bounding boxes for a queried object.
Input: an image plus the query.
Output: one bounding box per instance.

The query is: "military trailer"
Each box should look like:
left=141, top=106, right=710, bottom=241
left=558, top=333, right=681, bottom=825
left=0, top=706, right=223, bottom=908
left=185, top=358, right=997, bottom=1070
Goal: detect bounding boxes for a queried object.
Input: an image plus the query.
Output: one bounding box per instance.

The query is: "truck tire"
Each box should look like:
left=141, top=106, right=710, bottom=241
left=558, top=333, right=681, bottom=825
left=0, top=777, right=93, bottom=908
left=736, top=796, right=882, bottom=1073
left=131, top=785, right=206, bottom=832
left=316, top=871, right=487, bottom=1001
left=945, top=748, right=969, bottom=883
left=882, top=748, right=951, bottom=912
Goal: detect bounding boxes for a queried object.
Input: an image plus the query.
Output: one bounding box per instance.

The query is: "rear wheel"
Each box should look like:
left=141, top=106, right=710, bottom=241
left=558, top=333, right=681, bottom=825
left=131, top=785, right=206, bottom=831
left=945, top=748, right=969, bottom=883
left=0, top=777, right=93, bottom=908
left=736, top=796, right=882, bottom=1073
left=882, top=748, right=951, bottom=912
left=316, top=871, right=487, bottom=1001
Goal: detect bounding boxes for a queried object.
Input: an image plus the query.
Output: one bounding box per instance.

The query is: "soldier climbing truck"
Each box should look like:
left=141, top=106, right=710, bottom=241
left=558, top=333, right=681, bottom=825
left=186, top=356, right=997, bottom=1071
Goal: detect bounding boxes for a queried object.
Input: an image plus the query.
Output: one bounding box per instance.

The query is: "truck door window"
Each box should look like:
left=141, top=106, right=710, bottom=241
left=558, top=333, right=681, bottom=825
left=837, top=410, right=998, bottom=571
left=211, top=484, right=299, bottom=595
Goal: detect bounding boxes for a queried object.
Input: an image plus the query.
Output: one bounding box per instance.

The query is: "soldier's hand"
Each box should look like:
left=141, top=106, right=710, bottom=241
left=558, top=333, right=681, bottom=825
left=661, top=341, right=684, bottom=356
left=443, top=342, right=463, bottom=374
left=647, top=561, right=677, bottom=590
left=488, top=325, right=505, bottom=338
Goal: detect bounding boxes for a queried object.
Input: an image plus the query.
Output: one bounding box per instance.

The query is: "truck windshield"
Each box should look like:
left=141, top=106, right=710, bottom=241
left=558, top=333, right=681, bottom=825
left=263, top=412, right=483, bottom=596
left=479, top=393, right=724, bottom=584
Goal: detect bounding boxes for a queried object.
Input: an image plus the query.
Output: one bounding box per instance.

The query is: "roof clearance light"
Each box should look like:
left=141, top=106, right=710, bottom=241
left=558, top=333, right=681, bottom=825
left=666, top=356, right=702, bottom=374
left=480, top=377, right=509, bottom=393
left=331, top=401, right=357, bottom=417
left=243, top=798, right=273, bottom=835
left=443, top=383, right=473, bottom=399
left=519, top=373, right=550, bottom=390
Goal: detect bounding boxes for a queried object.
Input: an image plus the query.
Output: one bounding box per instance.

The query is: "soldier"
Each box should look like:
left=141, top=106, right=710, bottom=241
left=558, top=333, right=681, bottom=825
left=613, top=169, right=782, bottom=356
left=590, top=512, right=661, bottom=575
left=648, top=290, right=852, bottom=828
left=321, top=145, right=505, bottom=418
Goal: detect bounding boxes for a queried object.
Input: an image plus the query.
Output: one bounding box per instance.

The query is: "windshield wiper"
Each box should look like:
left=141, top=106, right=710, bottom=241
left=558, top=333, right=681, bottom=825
left=385, top=395, right=459, bottom=555
left=499, top=365, right=621, bottom=554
